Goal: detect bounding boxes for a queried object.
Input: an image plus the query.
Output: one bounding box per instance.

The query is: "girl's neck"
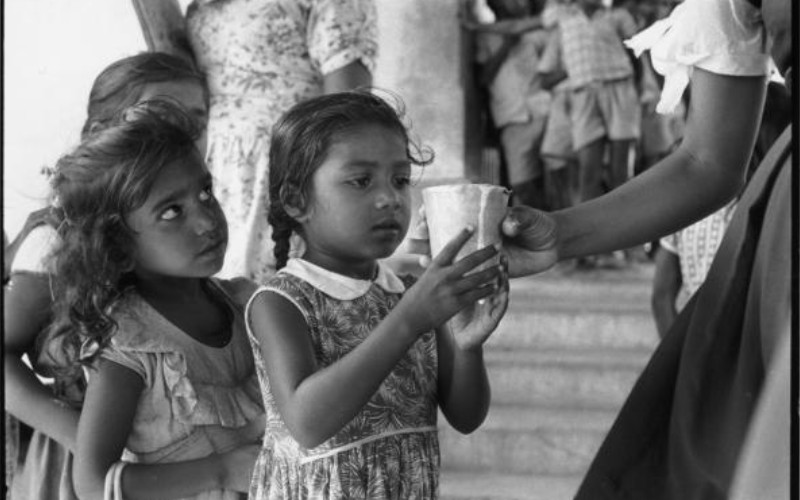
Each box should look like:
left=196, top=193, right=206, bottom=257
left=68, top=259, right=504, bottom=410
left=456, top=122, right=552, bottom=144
left=301, top=250, right=378, bottom=281
left=133, top=273, right=208, bottom=304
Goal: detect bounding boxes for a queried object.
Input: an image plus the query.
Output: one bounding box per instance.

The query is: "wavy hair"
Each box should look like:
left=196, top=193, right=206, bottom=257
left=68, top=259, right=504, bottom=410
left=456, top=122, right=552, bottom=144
left=81, top=52, right=206, bottom=138
left=44, top=100, right=201, bottom=372
left=267, top=89, right=434, bottom=270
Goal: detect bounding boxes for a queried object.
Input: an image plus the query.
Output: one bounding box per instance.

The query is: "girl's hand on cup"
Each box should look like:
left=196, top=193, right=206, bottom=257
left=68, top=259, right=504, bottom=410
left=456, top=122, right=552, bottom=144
left=448, top=254, right=510, bottom=351
left=399, top=226, right=503, bottom=335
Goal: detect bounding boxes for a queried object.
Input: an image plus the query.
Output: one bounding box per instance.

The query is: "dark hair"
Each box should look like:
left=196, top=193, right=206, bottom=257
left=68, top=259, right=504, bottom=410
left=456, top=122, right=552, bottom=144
left=82, top=52, right=206, bottom=138
left=267, top=90, right=433, bottom=270
left=45, top=100, right=201, bottom=372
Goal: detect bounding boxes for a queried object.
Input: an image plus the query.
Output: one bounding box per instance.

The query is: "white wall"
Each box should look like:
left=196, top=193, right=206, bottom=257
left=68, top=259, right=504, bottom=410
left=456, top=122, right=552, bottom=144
left=3, top=1, right=147, bottom=239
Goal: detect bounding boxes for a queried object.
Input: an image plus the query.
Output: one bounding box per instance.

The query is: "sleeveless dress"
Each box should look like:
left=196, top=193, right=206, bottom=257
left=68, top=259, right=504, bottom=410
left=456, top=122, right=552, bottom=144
left=185, top=0, right=377, bottom=283
left=245, top=259, right=440, bottom=499
left=575, top=1, right=789, bottom=499
left=96, top=278, right=264, bottom=500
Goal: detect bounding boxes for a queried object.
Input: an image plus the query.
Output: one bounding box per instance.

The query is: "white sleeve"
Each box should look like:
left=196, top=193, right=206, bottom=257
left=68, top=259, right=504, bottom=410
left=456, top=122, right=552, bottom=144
left=625, top=0, right=770, bottom=114
left=9, top=225, right=59, bottom=274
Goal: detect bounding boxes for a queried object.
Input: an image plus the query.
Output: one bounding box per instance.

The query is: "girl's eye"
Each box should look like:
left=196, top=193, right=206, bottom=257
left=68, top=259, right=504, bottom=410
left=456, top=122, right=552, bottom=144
left=348, top=177, right=371, bottom=188
left=199, top=185, right=214, bottom=202
left=393, top=175, right=411, bottom=188
left=160, top=206, right=182, bottom=221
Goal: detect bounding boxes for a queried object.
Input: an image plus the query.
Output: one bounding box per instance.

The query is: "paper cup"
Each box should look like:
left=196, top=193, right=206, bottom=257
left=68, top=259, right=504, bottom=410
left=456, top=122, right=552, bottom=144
left=422, top=183, right=510, bottom=269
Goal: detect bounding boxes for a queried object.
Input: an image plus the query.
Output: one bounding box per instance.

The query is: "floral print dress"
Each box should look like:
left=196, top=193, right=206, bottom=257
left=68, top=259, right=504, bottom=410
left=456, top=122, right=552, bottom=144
left=186, top=0, right=378, bottom=283
left=245, top=259, right=441, bottom=499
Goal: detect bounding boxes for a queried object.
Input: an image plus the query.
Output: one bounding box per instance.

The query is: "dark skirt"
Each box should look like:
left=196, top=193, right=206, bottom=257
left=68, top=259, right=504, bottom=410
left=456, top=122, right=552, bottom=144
left=574, top=126, right=793, bottom=500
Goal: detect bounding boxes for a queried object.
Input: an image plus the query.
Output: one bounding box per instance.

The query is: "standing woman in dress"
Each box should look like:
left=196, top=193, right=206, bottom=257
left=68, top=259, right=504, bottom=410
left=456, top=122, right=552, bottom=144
left=185, top=0, right=377, bottom=283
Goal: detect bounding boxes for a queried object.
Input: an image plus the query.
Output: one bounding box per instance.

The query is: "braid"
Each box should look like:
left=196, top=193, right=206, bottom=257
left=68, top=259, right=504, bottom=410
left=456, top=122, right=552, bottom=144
left=268, top=205, right=296, bottom=271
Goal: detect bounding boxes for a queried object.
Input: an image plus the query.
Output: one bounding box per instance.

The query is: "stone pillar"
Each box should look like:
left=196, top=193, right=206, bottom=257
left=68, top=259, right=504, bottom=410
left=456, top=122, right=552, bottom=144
left=373, top=0, right=487, bottom=268
left=373, top=0, right=482, bottom=185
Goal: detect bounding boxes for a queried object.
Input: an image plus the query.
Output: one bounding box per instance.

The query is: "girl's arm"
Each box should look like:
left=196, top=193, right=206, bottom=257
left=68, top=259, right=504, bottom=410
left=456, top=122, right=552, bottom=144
left=250, top=228, right=501, bottom=448
left=650, top=246, right=681, bottom=338
left=552, top=69, right=766, bottom=259
left=73, top=359, right=255, bottom=500
left=323, top=60, right=372, bottom=93
left=465, top=16, right=544, bottom=35
left=4, top=272, right=80, bottom=451
left=435, top=326, right=490, bottom=434
left=436, top=270, right=509, bottom=434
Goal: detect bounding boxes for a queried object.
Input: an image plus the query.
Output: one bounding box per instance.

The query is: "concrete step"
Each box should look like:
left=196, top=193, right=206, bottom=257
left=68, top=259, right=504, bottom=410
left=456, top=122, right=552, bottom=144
left=485, top=347, right=652, bottom=409
left=439, top=405, right=615, bottom=476
left=440, top=471, right=581, bottom=500
left=485, top=263, right=660, bottom=351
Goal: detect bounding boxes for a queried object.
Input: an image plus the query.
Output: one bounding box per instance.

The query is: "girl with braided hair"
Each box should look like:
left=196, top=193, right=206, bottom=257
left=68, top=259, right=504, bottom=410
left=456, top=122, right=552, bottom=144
left=245, top=90, right=509, bottom=499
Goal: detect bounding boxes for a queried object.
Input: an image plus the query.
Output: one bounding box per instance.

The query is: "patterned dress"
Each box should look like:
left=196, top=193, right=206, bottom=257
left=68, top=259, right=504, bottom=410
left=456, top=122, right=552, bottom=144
left=186, top=0, right=377, bottom=283
left=245, top=259, right=440, bottom=499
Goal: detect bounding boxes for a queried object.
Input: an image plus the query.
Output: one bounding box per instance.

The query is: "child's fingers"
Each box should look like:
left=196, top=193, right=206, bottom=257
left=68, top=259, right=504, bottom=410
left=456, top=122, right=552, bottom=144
left=431, top=226, right=475, bottom=266
left=452, top=265, right=502, bottom=294
left=450, top=244, right=499, bottom=276
left=458, top=281, right=499, bottom=305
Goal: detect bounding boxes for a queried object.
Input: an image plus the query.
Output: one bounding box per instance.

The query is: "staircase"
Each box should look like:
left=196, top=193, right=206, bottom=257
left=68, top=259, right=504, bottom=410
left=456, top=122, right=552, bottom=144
left=438, top=262, right=661, bottom=500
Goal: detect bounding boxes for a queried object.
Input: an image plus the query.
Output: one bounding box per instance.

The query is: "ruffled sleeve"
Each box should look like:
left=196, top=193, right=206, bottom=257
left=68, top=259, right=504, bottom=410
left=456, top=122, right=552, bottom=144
left=99, top=289, right=263, bottom=446
left=307, top=0, right=378, bottom=75
left=625, top=0, right=770, bottom=114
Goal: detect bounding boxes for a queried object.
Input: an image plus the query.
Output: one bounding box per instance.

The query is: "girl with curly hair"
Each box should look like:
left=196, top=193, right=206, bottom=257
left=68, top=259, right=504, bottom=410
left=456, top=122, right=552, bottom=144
left=46, top=102, right=263, bottom=500
left=4, top=52, right=208, bottom=500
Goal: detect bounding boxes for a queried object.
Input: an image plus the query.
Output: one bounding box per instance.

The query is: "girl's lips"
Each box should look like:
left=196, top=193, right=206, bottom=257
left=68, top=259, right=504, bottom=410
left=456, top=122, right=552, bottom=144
left=198, top=239, right=226, bottom=256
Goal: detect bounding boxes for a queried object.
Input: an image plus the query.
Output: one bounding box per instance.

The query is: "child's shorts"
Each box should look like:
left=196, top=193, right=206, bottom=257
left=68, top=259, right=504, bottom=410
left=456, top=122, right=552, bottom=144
left=541, top=90, right=576, bottom=168
left=569, top=77, right=641, bottom=150
left=500, top=113, right=548, bottom=185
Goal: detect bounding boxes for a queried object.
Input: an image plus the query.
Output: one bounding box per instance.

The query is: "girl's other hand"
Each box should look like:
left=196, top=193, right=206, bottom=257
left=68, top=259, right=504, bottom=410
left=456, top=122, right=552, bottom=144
left=220, top=443, right=260, bottom=492
left=501, top=206, right=559, bottom=278
left=398, top=226, right=502, bottom=335
left=449, top=254, right=509, bottom=350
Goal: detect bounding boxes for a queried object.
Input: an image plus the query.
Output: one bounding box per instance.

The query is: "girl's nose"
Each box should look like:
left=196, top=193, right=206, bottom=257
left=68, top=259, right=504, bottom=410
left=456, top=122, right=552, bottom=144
left=195, top=204, right=220, bottom=235
left=375, top=186, right=404, bottom=210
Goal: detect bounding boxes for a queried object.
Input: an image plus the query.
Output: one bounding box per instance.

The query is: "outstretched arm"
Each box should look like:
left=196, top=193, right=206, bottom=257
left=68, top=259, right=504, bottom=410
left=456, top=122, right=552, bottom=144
left=436, top=264, right=508, bottom=434
left=552, top=69, right=765, bottom=259
left=250, top=228, right=502, bottom=448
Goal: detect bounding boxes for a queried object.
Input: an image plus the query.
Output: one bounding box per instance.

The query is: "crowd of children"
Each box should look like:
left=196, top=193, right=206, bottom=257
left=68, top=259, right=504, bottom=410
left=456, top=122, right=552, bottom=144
left=467, top=0, right=686, bottom=268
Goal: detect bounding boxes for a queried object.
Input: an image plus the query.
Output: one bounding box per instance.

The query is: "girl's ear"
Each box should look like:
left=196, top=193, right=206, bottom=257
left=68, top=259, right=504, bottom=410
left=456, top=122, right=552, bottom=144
left=280, top=186, right=312, bottom=223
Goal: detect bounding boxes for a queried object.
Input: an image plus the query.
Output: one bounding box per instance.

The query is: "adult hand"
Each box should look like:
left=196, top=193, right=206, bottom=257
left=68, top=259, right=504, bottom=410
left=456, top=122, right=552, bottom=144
left=501, top=206, right=559, bottom=278
left=406, top=205, right=559, bottom=278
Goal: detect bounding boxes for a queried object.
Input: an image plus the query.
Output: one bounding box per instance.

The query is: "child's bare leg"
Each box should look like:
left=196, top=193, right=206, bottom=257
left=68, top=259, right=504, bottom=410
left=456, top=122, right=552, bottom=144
left=576, top=138, right=605, bottom=202
left=609, top=138, right=636, bottom=190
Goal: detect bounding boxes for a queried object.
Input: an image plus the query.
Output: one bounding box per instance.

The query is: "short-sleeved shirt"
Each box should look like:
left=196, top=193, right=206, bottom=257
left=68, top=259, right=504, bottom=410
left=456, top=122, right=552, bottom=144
left=551, top=7, right=638, bottom=89
left=476, top=29, right=551, bottom=126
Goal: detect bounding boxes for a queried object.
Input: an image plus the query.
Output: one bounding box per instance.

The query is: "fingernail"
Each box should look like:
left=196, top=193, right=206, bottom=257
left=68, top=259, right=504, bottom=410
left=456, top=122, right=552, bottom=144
left=465, top=225, right=475, bottom=233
